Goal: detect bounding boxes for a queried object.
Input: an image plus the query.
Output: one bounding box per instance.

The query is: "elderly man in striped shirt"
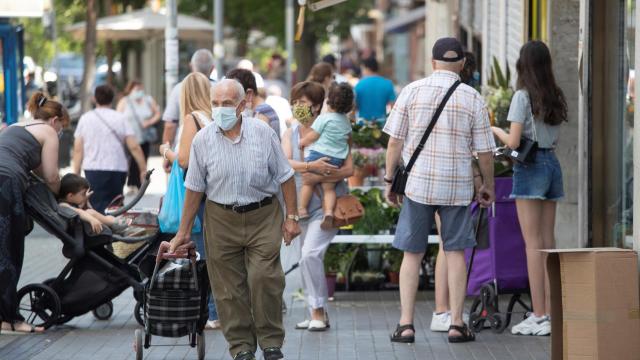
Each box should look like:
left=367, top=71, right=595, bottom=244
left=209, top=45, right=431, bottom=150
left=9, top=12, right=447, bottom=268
left=384, top=38, right=496, bottom=344
left=167, top=79, right=300, bottom=360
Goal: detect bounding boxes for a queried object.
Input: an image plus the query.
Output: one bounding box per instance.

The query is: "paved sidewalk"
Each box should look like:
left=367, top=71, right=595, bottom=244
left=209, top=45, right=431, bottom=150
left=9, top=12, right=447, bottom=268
left=0, top=230, right=550, bottom=360
left=0, top=159, right=550, bottom=359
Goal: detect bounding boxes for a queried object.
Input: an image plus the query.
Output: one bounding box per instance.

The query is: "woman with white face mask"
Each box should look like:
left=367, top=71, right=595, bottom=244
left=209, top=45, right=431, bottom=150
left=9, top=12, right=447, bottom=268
left=116, top=80, right=161, bottom=193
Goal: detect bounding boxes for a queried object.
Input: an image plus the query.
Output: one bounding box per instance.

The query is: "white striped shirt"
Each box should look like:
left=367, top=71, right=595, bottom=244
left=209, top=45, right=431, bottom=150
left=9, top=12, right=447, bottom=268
left=184, top=117, right=294, bottom=205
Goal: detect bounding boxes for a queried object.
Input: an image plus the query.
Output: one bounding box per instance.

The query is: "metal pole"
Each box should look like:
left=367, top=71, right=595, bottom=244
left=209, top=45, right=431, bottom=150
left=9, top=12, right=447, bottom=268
left=286, top=0, right=294, bottom=94
left=214, top=0, right=224, bottom=80
left=165, top=0, right=179, bottom=100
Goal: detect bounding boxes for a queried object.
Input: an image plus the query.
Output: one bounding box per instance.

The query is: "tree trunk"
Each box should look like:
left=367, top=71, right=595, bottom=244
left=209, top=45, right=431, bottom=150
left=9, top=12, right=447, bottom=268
left=80, top=0, right=98, bottom=113
left=236, top=29, right=249, bottom=58
left=104, top=0, right=115, bottom=86
left=295, top=30, right=317, bottom=82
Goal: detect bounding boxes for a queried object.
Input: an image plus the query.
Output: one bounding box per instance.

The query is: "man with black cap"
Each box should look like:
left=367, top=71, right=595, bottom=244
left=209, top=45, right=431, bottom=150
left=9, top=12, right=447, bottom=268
left=383, top=37, right=496, bottom=344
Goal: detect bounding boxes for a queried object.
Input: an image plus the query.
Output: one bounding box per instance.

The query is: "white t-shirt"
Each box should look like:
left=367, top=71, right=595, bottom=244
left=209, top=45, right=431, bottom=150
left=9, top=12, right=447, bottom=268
left=74, top=108, right=135, bottom=172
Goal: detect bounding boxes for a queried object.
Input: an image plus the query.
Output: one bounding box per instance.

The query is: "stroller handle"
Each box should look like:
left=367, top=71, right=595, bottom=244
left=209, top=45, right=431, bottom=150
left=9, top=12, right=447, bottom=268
left=106, top=169, right=155, bottom=217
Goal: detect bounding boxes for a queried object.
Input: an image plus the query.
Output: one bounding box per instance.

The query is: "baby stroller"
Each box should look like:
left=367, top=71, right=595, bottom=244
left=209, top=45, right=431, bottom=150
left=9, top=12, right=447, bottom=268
left=17, top=171, right=167, bottom=329
left=134, top=247, right=209, bottom=360
left=465, top=177, right=531, bottom=333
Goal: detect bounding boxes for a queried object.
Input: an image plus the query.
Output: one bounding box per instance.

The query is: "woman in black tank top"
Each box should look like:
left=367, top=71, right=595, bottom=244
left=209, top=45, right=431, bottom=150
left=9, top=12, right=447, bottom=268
left=0, top=92, right=69, bottom=334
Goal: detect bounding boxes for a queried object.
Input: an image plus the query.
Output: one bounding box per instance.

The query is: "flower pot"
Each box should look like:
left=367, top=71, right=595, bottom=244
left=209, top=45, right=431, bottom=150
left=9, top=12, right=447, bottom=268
left=348, top=167, right=365, bottom=187
left=388, top=271, right=400, bottom=284
left=326, top=273, right=337, bottom=298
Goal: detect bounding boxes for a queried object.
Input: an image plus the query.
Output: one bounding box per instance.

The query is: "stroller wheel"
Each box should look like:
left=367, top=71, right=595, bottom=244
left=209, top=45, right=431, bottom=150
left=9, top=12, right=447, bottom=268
left=92, top=301, right=114, bottom=321
left=134, top=329, right=143, bottom=360
left=134, top=301, right=145, bottom=327
left=489, top=313, right=508, bottom=333
left=17, top=283, right=61, bottom=329
left=196, top=331, right=205, bottom=360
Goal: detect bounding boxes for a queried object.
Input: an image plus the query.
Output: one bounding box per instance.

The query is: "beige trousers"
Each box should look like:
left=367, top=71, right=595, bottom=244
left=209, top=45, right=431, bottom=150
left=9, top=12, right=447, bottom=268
left=204, top=199, right=285, bottom=356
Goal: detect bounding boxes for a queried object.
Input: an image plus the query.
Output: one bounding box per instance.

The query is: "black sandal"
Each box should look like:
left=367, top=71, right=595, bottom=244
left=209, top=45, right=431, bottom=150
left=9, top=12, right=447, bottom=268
left=390, top=323, right=415, bottom=343
left=448, top=323, right=476, bottom=343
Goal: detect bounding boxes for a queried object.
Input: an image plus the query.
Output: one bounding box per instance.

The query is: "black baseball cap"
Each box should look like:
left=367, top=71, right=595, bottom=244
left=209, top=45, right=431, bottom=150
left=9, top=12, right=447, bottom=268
left=432, top=37, right=464, bottom=62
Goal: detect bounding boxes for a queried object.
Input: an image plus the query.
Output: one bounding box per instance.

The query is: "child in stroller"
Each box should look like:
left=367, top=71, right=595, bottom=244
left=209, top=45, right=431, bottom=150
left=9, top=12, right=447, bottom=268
left=58, top=173, right=131, bottom=235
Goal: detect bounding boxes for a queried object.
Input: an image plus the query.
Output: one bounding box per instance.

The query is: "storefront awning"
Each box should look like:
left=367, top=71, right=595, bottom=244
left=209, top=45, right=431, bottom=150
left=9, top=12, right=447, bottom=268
left=66, top=7, right=214, bottom=41
left=384, top=6, right=425, bottom=34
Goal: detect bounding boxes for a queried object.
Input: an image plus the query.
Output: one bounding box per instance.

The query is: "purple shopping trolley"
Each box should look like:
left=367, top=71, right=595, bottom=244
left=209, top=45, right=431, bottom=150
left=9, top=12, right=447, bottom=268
left=464, top=177, right=531, bottom=333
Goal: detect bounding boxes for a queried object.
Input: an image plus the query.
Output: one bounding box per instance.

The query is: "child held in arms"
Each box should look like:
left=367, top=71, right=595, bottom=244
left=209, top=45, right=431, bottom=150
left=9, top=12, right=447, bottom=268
left=298, top=82, right=354, bottom=230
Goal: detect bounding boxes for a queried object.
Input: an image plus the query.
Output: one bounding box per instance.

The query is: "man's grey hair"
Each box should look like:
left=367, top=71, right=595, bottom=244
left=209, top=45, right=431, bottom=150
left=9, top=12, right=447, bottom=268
left=213, top=79, right=246, bottom=104
left=190, top=49, right=215, bottom=76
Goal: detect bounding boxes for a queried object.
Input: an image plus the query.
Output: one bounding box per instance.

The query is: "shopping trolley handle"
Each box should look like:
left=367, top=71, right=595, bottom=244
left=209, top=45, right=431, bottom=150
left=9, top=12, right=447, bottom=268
left=155, top=241, right=196, bottom=263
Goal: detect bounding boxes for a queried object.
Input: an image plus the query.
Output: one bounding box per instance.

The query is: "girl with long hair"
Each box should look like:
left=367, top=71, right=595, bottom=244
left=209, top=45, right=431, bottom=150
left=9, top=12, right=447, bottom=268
left=492, top=40, right=568, bottom=336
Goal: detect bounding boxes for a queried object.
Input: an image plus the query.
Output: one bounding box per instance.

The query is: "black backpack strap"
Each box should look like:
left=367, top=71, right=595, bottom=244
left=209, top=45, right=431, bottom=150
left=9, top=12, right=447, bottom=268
left=405, top=80, right=461, bottom=173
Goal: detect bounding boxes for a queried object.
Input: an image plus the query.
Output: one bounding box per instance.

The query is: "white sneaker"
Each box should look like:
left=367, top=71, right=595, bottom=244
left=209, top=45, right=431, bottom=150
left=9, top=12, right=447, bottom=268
left=511, top=314, right=551, bottom=336
left=430, top=312, right=470, bottom=332
left=308, top=319, right=328, bottom=332
left=295, top=319, right=310, bottom=330
left=205, top=320, right=221, bottom=330
left=430, top=312, right=451, bottom=332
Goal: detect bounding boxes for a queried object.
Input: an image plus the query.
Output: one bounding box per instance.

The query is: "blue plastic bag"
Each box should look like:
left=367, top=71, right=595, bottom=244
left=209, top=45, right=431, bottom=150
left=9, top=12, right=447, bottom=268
left=158, top=160, right=202, bottom=234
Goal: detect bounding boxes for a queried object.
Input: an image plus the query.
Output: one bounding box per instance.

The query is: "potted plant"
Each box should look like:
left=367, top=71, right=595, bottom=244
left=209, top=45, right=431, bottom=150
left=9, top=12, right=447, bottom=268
left=349, top=150, right=368, bottom=187
left=324, top=244, right=354, bottom=297
left=484, top=57, right=514, bottom=129
left=384, top=249, right=403, bottom=284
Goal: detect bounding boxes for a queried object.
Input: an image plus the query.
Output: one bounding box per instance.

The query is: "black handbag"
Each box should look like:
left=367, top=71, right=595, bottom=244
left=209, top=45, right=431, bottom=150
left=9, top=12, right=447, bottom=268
left=391, top=80, right=461, bottom=195
left=506, top=136, right=538, bottom=164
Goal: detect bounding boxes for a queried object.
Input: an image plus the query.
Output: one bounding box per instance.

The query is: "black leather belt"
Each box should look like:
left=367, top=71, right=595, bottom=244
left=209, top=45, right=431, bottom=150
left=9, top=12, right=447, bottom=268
left=214, top=197, right=273, bottom=213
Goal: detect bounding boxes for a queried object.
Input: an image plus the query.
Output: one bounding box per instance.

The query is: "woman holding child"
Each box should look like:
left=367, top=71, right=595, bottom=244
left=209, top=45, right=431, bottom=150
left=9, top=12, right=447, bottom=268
left=0, top=92, right=69, bottom=334
left=281, top=81, right=354, bottom=331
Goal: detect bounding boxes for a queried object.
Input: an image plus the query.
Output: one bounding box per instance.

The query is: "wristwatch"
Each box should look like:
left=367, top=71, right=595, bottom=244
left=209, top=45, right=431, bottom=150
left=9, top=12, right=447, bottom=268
left=287, top=214, right=300, bottom=222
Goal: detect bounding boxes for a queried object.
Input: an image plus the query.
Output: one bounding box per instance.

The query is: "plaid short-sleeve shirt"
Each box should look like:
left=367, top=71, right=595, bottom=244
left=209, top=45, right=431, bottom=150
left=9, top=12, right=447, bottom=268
left=383, top=70, right=495, bottom=206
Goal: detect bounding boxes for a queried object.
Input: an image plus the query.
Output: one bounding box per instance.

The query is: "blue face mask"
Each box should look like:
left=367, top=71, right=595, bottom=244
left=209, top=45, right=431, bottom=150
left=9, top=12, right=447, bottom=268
left=212, top=106, right=239, bottom=131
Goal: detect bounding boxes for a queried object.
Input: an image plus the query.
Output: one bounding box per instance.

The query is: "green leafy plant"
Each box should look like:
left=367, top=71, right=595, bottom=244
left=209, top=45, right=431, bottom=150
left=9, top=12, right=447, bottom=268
left=383, top=249, right=404, bottom=272
left=485, top=57, right=514, bottom=129
left=351, top=123, right=389, bottom=149
left=352, top=150, right=369, bottom=168
left=324, top=244, right=354, bottom=274
left=350, top=188, right=400, bottom=235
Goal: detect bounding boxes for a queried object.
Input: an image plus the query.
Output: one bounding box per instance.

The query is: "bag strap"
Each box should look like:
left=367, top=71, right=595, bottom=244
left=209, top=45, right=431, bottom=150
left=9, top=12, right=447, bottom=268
left=405, top=80, right=461, bottom=174
left=93, top=110, right=127, bottom=150
left=526, top=93, right=538, bottom=142
left=191, top=112, right=202, bottom=131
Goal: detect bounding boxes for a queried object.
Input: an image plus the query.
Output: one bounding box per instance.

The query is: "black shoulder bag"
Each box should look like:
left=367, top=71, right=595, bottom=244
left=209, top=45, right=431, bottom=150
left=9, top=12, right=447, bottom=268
left=391, top=80, right=461, bottom=195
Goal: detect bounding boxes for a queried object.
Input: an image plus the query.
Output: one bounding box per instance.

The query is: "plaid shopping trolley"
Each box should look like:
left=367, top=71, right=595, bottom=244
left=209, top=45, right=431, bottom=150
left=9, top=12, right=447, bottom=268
left=134, top=245, right=209, bottom=360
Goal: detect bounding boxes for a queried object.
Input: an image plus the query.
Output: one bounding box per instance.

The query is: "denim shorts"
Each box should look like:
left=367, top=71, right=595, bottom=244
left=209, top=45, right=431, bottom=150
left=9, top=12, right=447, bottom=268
left=305, top=150, right=345, bottom=167
left=393, top=197, right=476, bottom=253
left=511, top=149, right=564, bottom=201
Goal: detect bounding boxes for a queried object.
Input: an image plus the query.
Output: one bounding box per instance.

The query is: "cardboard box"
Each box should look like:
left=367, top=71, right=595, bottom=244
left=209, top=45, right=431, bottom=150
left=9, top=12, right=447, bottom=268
left=544, top=248, right=640, bottom=360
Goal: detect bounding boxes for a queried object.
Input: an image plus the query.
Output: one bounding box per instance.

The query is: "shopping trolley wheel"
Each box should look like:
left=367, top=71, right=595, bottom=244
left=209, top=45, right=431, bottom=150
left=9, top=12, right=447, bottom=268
left=134, top=301, right=144, bottom=326
left=196, top=331, right=205, bottom=360
left=93, top=301, right=113, bottom=320
left=134, top=329, right=143, bottom=360
left=469, top=312, right=485, bottom=333
left=17, top=283, right=61, bottom=329
left=480, top=284, right=497, bottom=306
left=489, top=313, right=508, bottom=334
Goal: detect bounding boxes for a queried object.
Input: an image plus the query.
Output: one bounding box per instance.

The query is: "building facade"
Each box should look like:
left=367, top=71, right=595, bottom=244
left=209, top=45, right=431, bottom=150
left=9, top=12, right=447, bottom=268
left=427, top=0, right=639, bottom=251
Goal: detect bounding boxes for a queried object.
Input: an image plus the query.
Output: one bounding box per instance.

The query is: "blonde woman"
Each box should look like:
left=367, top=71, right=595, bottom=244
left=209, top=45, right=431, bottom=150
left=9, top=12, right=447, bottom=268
left=159, top=72, right=220, bottom=329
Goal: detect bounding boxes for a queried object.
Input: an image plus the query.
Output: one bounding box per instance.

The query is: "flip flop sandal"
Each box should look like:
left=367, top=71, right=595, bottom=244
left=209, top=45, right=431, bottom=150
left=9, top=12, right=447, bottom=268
left=390, top=323, right=415, bottom=343
left=1, top=322, right=40, bottom=335
left=320, top=215, right=334, bottom=230
left=110, top=217, right=131, bottom=233
left=448, top=323, right=476, bottom=343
